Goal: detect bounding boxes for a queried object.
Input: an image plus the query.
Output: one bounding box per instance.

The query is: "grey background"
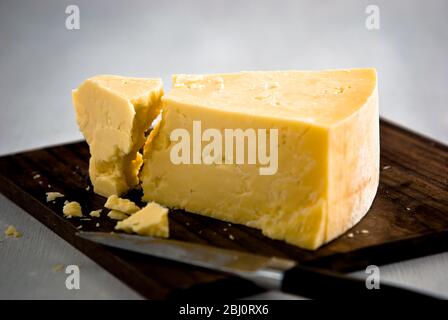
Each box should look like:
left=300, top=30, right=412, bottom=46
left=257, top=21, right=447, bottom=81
left=0, top=0, right=447, bottom=299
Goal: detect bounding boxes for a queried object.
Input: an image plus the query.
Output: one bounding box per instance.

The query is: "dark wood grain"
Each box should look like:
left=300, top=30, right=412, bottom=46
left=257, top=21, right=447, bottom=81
left=0, top=119, right=447, bottom=299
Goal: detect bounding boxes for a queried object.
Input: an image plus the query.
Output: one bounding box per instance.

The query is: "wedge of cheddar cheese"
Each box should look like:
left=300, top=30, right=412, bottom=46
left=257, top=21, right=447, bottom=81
left=72, top=75, right=163, bottom=197
left=141, top=69, right=379, bottom=250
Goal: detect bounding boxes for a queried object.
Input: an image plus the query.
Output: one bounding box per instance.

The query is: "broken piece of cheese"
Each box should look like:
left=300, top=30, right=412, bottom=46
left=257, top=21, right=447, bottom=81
left=72, top=75, right=163, bottom=197
left=141, top=69, right=379, bottom=250
left=115, top=202, right=169, bottom=238
left=104, top=195, right=140, bottom=214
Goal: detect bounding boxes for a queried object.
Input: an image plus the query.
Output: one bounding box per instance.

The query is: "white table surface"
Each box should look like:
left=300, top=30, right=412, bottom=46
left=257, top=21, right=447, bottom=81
left=1, top=0, right=447, bottom=299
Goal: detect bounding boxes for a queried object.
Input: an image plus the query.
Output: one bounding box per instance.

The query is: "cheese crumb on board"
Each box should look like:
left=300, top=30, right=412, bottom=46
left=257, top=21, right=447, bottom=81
left=89, top=209, right=102, bottom=218
left=107, top=210, right=128, bottom=221
left=96, top=223, right=100, bottom=227
left=105, top=195, right=140, bottom=214
left=5, top=225, right=21, bottom=238
left=115, top=202, right=169, bottom=238
left=63, top=201, right=83, bottom=217
left=33, top=174, right=41, bottom=180
left=46, top=192, right=65, bottom=202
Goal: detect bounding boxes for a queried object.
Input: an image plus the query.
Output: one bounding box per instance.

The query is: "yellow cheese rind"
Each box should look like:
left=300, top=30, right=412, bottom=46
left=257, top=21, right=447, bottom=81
left=72, top=75, right=163, bottom=197
left=104, top=195, right=140, bottom=214
left=141, top=69, right=379, bottom=250
left=115, top=202, right=169, bottom=238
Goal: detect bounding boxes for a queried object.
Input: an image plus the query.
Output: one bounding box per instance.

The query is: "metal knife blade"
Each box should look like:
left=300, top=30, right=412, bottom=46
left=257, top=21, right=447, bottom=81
left=77, top=231, right=437, bottom=299
left=77, top=231, right=296, bottom=289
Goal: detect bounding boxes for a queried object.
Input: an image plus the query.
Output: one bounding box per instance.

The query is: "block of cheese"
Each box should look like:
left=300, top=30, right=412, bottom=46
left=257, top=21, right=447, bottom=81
left=141, top=69, right=379, bottom=250
left=72, top=75, right=163, bottom=197
left=115, top=202, right=169, bottom=238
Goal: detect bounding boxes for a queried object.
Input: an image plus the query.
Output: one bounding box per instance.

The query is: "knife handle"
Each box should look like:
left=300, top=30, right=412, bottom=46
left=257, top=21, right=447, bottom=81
left=281, top=265, right=436, bottom=299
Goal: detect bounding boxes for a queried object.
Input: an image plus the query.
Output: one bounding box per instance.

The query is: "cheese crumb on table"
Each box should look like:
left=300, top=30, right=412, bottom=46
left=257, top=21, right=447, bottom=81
left=105, top=195, right=140, bottom=214
left=52, top=264, right=64, bottom=272
left=5, top=225, right=21, bottom=238
left=115, top=202, right=169, bottom=238
left=33, top=174, right=40, bottom=180
left=62, top=201, right=83, bottom=217
left=107, top=210, right=128, bottom=221
left=45, top=192, right=65, bottom=202
left=89, top=209, right=102, bottom=218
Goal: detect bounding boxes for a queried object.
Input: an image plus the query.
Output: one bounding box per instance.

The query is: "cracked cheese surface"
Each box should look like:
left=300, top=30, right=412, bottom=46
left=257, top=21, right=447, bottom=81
left=72, top=75, right=163, bottom=197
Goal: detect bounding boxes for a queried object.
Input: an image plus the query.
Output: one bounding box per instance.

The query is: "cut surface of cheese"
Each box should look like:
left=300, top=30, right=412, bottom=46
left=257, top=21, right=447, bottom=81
left=115, top=202, right=169, bottom=238
left=72, top=75, right=163, bottom=197
left=104, top=195, right=140, bottom=214
left=141, top=69, right=379, bottom=250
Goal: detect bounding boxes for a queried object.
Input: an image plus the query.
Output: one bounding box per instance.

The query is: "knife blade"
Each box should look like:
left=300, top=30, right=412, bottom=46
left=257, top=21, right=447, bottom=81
left=77, top=231, right=436, bottom=299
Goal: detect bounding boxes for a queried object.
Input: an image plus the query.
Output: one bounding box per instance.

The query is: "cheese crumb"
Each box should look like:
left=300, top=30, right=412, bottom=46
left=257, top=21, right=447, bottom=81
left=89, top=209, right=102, bottom=218
left=46, top=192, right=64, bottom=202
left=5, top=225, right=21, bottom=238
left=115, top=202, right=169, bottom=238
left=406, top=207, right=412, bottom=211
left=85, top=186, right=90, bottom=191
left=361, top=229, right=369, bottom=234
left=63, top=201, right=83, bottom=217
left=52, top=264, right=64, bottom=272
left=96, top=223, right=100, bottom=227
left=107, top=210, right=128, bottom=221
left=229, top=234, right=235, bottom=240
left=33, top=174, right=41, bottom=180
left=382, top=165, right=391, bottom=170
left=77, top=225, right=83, bottom=229
left=105, top=195, right=140, bottom=214
left=347, top=232, right=354, bottom=238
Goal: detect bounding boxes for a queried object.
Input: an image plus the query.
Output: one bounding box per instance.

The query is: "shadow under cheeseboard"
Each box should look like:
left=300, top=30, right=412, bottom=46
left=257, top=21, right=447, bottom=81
left=0, top=119, right=447, bottom=299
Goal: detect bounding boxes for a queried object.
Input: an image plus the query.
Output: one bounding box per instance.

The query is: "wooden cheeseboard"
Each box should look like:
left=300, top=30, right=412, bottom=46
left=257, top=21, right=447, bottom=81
left=0, top=119, right=447, bottom=299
